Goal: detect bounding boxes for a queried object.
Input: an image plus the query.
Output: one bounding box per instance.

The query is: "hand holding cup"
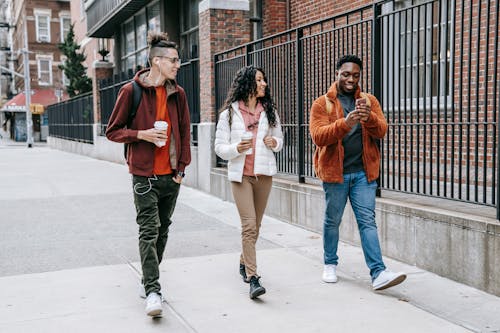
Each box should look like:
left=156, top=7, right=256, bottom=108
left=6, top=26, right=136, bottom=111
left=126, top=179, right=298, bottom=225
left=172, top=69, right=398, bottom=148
left=137, top=126, right=167, bottom=145
left=239, top=131, right=253, bottom=155
left=153, top=121, right=168, bottom=147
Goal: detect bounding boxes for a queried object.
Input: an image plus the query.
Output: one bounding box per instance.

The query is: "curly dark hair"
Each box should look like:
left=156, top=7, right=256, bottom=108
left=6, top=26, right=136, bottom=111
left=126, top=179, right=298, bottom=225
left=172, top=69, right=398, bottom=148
left=336, top=54, right=363, bottom=70
left=220, top=65, right=277, bottom=128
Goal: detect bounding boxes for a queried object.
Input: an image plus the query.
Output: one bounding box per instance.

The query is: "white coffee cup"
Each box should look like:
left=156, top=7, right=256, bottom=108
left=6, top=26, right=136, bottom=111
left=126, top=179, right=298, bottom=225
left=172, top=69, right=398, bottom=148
left=241, top=131, right=253, bottom=155
left=154, top=121, right=168, bottom=147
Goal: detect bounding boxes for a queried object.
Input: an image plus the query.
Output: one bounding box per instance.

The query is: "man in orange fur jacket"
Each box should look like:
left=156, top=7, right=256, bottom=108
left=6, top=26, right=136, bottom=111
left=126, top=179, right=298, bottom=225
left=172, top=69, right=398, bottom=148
left=309, top=54, right=406, bottom=291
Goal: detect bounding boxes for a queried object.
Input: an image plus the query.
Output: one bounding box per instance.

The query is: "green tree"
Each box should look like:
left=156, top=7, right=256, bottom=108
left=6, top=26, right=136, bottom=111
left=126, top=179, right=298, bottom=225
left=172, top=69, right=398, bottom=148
left=58, top=24, right=92, bottom=97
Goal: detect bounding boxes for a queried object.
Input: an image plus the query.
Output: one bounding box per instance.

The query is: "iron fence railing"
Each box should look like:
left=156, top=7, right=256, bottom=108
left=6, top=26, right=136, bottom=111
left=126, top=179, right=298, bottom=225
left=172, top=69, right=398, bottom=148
left=99, top=69, right=136, bottom=135
left=214, top=0, right=500, bottom=216
left=377, top=0, right=499, bottom=213
left=178, top=59, right=200, bottom=145
left=46, top=92, right=94, bottom=143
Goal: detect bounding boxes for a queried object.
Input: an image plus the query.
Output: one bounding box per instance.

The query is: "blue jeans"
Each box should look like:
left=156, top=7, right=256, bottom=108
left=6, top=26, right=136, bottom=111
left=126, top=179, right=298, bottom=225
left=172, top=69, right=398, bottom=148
left=322, top=171, right=385, bottom=280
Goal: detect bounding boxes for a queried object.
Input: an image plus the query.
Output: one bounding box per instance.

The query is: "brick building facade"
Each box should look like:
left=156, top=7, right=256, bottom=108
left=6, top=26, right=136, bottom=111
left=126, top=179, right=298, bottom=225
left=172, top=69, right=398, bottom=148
left=11, top=0, right=70, bottom=96
left=1, top=0, right=71, bottom=142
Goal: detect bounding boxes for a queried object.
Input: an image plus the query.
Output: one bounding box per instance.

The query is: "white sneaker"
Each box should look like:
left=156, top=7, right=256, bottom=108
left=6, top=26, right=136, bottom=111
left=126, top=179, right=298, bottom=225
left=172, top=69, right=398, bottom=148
left=372, top=270, right=406, bottom=291
left=145, top=292, right=163, bottom=317
left=139, top=283, right=146, bottom=299
left=322, top=264, right=338, bottom=283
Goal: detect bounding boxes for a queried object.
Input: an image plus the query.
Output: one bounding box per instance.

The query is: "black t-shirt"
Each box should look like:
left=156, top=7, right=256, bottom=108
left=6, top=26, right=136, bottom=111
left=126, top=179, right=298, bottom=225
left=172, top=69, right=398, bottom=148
left=337, top=93, right=364, bottom=174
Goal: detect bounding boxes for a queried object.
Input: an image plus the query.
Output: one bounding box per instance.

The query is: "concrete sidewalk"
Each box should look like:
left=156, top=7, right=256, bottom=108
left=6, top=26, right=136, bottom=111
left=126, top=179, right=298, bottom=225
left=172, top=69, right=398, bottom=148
left=0, top=145, right=499, bottom=332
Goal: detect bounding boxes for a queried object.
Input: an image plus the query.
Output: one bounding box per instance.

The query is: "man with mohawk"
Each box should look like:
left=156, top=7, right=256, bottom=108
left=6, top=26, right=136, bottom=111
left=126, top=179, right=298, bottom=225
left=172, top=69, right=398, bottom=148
left=106, top=31, right=191, bottom=317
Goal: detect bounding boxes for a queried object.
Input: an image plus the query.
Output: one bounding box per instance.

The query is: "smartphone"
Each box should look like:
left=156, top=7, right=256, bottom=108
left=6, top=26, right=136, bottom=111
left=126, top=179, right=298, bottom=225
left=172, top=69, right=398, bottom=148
left=356, top=98, right=366, bottom=106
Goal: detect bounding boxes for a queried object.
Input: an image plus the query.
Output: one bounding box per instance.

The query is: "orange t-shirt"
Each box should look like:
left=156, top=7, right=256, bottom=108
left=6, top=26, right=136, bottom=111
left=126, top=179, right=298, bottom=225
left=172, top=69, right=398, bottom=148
left=153, top=86, right=173, bottom=175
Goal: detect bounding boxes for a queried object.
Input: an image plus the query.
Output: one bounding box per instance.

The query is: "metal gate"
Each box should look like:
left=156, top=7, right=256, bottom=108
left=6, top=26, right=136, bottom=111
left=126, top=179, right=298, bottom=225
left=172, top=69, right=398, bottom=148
left=214, top=0, right=500, bottom=216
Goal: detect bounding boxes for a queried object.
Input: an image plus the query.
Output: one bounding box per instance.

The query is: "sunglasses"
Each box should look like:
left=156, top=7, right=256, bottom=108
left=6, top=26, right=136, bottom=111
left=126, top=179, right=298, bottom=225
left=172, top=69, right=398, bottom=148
left=157, top=56, right=182, bottom=65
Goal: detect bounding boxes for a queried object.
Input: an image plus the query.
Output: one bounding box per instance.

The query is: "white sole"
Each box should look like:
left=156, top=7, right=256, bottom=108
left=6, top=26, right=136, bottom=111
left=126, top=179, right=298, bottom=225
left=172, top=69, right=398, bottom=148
left=147, top=308, right=163, bottom=317
left=322, top=277, right=338, bottom=283
left=373, top=274, right=407, bottom=291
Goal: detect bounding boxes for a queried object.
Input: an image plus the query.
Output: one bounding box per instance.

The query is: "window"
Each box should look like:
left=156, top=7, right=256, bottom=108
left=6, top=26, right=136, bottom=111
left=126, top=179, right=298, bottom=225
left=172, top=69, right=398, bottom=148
left=121, top=2, right=161, bottom=73
left=137, top=49, right=148, bottom=70
left=60, top=16, right=71, bottom=42
left=122, top=18, right=136, bottom=73
left=136, top=12, right=147, bottom=50
left=35, top=10, right=51, bottom=43
left=36, top=15, right=50, bottom=42
left=124, top=19, right=135, bottom=55
left=147, top=2, right=160, bottom=32
left=180, top=0, right=199, bottom=60
left=37, top=56, right=53, bottom=85
left=382, top=0, right=453, bottom=112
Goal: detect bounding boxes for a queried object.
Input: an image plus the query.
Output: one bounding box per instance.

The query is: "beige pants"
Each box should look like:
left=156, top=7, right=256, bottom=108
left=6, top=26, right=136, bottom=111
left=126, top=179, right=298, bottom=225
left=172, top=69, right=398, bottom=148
left=231, top=175, right=272, bottom=279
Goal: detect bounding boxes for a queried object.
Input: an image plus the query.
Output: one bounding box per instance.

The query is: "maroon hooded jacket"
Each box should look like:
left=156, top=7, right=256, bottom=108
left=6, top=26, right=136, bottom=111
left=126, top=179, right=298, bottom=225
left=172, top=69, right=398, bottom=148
left=106, top=69, right=191, bottom=176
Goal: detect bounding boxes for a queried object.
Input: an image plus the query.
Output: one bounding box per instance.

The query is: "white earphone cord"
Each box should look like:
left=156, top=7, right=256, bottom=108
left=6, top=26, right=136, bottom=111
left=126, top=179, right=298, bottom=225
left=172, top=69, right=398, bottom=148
left=133, top=175, right=159, bottom=195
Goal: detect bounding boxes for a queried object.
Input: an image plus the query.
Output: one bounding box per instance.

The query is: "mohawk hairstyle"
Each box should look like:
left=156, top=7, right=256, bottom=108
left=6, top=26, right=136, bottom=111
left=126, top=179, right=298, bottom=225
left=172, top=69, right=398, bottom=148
left=147, top=31, right=178, bottom=62
left=147, top=31, right=170, bottom=46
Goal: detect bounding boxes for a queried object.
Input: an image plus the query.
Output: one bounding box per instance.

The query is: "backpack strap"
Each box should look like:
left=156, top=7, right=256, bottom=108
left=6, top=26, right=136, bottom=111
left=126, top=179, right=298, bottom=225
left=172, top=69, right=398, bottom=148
left=127, top=81, right=142, bottom=127
left=124, top=81, right=143, bottom=160
left=324, top=94, right=333, bottom=114
left=359, top=92, right=371, bottom=107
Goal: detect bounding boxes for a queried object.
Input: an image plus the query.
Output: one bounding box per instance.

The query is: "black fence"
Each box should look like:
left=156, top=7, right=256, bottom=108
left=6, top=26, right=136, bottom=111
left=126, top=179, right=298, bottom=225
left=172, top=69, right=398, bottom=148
left=98, top=59, right=200, bottom=144
left=214, top=0, right=500, bottom=216
left=177, top=59, right=200, bottom=145
left=46, top=92, right=94, bottom=143
left=99, top=70, right=135, bottom=135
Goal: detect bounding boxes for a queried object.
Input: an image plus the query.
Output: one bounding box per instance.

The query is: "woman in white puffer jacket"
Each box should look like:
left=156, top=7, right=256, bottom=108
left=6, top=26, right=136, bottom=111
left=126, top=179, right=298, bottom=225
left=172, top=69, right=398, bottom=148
left=215, top=65, right=283, bottom=300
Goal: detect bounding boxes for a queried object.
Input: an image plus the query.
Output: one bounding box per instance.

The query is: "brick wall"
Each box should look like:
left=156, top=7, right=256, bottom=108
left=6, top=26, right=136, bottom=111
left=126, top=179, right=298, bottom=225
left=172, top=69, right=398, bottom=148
left=289, top=0, right=372, bottom=29
left=199, top=8, right=250, bottom=123
left=262, top=0, right=287, bottom=36
left=259, top=0, right=375, bottom=39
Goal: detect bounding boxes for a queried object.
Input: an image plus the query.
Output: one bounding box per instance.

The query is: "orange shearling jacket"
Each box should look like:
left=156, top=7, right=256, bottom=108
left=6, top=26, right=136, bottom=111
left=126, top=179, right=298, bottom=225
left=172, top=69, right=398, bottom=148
left=309, top=82, right=387, bottom=183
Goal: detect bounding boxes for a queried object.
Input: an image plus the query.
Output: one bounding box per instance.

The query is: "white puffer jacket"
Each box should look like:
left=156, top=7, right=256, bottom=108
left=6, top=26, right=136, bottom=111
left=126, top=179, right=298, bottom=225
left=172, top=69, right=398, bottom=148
left=215, top=101, right=284, bottom=182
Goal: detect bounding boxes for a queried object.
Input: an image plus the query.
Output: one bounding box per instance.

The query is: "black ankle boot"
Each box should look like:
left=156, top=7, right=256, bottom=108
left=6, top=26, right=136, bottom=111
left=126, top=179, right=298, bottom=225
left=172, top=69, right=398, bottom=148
left=239, top=264, right=249, bottom=283
left=249, top=276, right=266, bottom=299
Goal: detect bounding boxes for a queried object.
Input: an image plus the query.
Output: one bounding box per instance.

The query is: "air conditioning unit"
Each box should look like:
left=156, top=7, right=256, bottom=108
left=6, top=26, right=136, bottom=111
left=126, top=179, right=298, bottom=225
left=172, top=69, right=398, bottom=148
left=38, top=35, right=49, bottom=43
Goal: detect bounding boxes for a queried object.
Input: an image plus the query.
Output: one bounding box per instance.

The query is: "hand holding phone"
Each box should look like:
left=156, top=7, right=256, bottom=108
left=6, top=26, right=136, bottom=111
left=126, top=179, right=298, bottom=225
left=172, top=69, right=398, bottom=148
left=356, top=97, right=370, bottom=122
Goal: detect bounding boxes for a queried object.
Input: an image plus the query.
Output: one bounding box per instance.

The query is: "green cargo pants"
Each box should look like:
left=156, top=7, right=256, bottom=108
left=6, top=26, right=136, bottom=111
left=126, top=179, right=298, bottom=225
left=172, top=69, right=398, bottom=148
left=132, top=174, right=180, bottom=296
